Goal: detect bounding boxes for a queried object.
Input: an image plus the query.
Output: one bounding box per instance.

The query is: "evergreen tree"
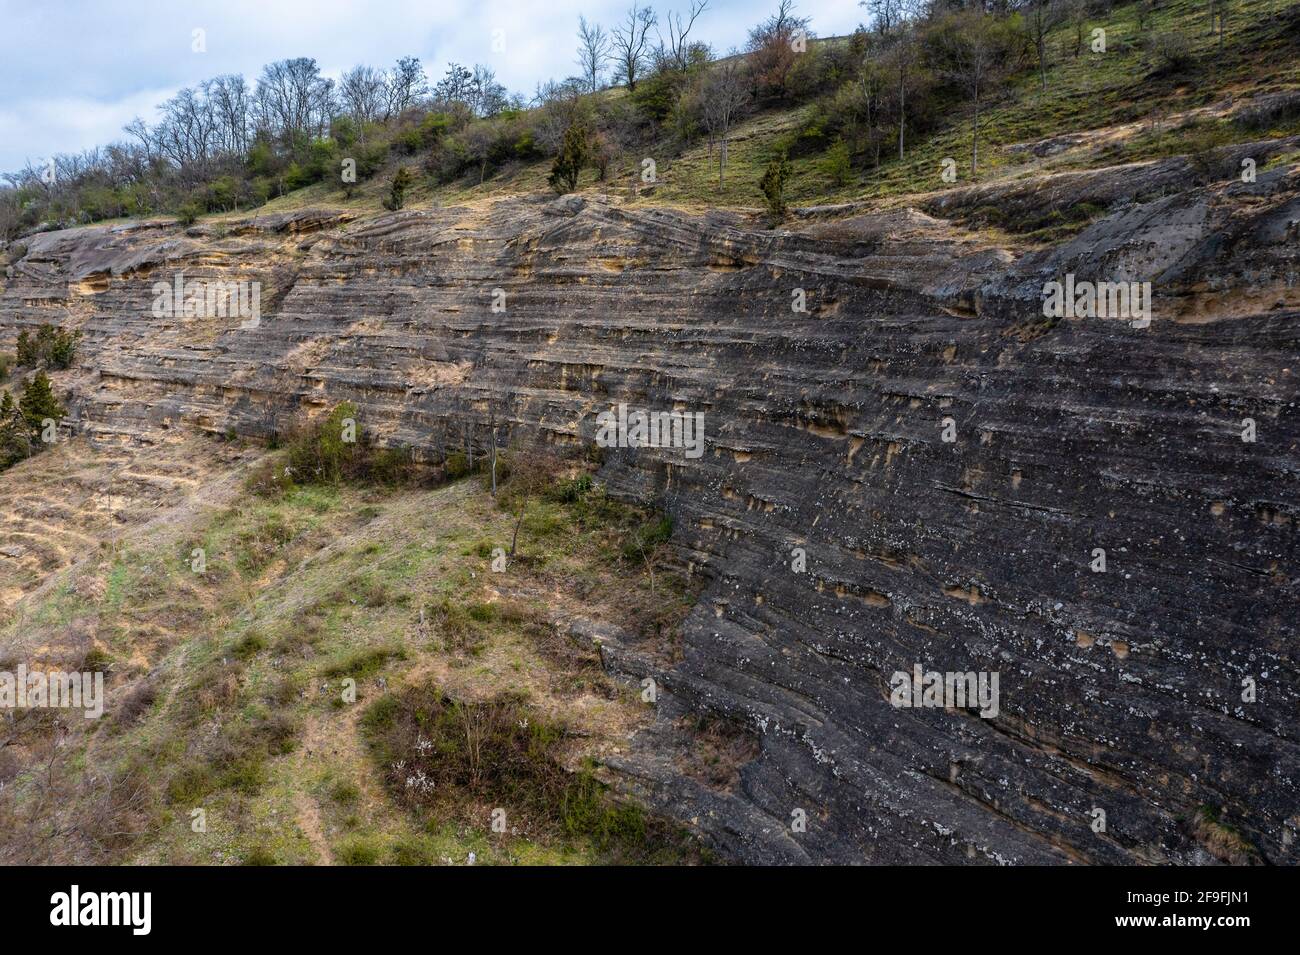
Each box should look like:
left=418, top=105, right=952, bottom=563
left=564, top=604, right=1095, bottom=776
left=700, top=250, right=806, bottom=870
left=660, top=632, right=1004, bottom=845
left=760, top=151, right=791, bottom=219
left=19, top=371, right=64, bottom=438
left=0, top=390, right=33, bottom=469
left=12, top=324, right=80, bottom=370
left=384, top=166, right=414, bottom=211
left=548, top=122, right=590, bottom=194
left=15, top=330, right=36, bottom=367
left=47, top=327, right=81, bottom=369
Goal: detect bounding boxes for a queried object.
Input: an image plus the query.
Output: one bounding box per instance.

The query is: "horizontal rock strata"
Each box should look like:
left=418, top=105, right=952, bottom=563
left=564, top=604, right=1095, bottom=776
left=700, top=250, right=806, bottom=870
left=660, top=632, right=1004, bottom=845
left=3, top=162, right=1298, bottom=863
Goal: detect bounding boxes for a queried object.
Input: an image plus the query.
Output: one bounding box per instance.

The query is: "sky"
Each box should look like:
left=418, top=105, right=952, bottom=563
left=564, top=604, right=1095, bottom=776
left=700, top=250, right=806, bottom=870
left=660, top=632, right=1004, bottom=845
left=0, top=0, right=867, bottom=175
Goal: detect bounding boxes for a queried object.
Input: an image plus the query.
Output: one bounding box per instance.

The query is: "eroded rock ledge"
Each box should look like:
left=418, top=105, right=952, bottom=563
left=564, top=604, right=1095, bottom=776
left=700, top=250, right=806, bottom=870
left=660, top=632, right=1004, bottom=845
left=3, top=162, right=1298, bottom=864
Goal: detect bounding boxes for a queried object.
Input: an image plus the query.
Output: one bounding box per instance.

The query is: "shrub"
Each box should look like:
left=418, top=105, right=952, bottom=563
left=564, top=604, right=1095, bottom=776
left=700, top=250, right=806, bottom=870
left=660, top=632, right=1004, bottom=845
left=443, top=450, right=475, bottom=480
left=337, top=836, right=383, bottom=865
left=384, top=167, right=414, bottom=211
left=249, top=401, right=420, bottom=493
left=548, top=122, right=590, bottom=194
left=166, top=763, right=217, bottom=804
left=631, top=69, right=686, bottom=125
left=232, top=630, right=268, bottom=660
left=760, top=152, right=792, bottom=219
left=114, top=680, right=158, bottom=728
left=622, top=514, right=673, bottom=562
left=551, top=473, right=592, bottom=504
left=320, top=645, right=407, bottom=680
left=46, top=327, right=80, bottom=369
left=287, top=401, right=361, bottom=483
left=821, top=139, right=852, bottom=187
left=390, top=836, right=439, bottom=865
left=330, top=780, right=362, bottom=805
left=1148, top=32, right=1194, bottom=76
left=364, top=684, right=701, bottom=862
left=176, top=200, right=204, bottom=226
left=14, top=324, right=79, bottom=370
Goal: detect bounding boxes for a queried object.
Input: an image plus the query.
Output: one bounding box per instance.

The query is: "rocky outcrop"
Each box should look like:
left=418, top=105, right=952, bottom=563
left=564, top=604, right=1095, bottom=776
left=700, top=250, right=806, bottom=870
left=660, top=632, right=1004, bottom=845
left=2, top=160, right=1298, bottom=864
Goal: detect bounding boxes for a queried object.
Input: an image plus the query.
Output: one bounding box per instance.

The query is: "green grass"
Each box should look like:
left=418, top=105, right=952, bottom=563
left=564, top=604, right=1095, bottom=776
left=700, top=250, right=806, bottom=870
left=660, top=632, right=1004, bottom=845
left=0, top=445, right=703, bottom=865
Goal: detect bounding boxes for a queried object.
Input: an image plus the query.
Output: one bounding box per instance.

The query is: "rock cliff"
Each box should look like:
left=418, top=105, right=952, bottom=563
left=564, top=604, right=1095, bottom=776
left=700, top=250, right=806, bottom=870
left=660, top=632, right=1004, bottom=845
left=3, top=155, right=1298, bottom=864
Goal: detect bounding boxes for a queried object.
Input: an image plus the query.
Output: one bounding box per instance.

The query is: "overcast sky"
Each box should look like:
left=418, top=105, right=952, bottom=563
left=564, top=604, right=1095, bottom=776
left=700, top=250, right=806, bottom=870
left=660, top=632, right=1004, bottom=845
left=0, top=0, right=866, bottom=175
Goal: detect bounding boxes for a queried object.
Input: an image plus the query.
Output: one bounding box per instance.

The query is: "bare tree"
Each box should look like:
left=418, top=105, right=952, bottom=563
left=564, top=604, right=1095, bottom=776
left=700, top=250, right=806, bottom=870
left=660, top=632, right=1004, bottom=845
left=1023, top=0, right=1065, bottom=91
left=1063, top=0, right=1089, bottom=57
left=340, top=65, right=388, bottom=128
left=122, top=117, right=156, bottom=163
left=884, top=25, right=919, bottom=160
left=530, top=78, right=588, bottom=152
left=659, top=0, right=710, bottom=72
left=462, top=121, right=497, bottom=183
left=577, top=16, right=612, bottom=93
left=432, top=63, right=476, bottom=109
left=208, top=74, right=251, bottom=155
left=385, top=57, right=428, bottom=118
left=611, top=5, right=658, bottom=90
left=1214, top=0, right=1232, bottom=56
left=700, top=56, right=749, bottom=185
left=157, top=86, right=216, bottom=169
left=746, top=0, right=813, bottom=100
left=469, top=65, right=509, bottom=118
left=944, top=13, right=1002, bottom=175
left=253, top=58, right=335, bottom=153
left=862, top=0, right=901, bottom=36
left=859, top=0, right=921, bottom=38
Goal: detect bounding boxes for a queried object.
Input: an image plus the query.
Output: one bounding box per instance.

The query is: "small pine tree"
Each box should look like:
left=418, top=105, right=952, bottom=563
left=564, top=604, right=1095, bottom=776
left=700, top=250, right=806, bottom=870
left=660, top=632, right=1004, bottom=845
left=384, top=167, right=414, bottom=211
left=548, top=122, right=590, bottom=195
left=48, top=327, right=81, bottom=369
left=760, top=152, right=792, bottom=219
left=13, top=324, right=80, bottom=370
left=0, top=390, right=32, bottom=470
left=15, top=330, right=36, bottom=367
left=19, top=370, right=64, bottom=437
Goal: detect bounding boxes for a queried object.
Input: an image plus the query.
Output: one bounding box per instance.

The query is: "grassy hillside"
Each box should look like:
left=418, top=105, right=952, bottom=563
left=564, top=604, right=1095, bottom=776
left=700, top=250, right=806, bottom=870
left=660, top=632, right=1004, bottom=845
left=250, top=0, right=1300, bottom=221
left=0, top=435, right=706, bottom=865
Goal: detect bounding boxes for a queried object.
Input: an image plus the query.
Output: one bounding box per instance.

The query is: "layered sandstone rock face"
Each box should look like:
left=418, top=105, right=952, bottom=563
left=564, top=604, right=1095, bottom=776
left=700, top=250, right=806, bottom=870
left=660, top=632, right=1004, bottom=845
left=2, top=158, right=1298, bottom=864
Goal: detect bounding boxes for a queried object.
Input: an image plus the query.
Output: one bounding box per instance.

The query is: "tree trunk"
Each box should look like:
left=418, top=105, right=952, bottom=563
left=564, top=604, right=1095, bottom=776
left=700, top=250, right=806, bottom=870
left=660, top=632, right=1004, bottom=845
left=898, top=79, right=906, bottom=160
left=972, top=94, right=980, bottom=175
left=490, top=425, right=498, bottom=496
left=510, top=507, right=525, bottom=556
